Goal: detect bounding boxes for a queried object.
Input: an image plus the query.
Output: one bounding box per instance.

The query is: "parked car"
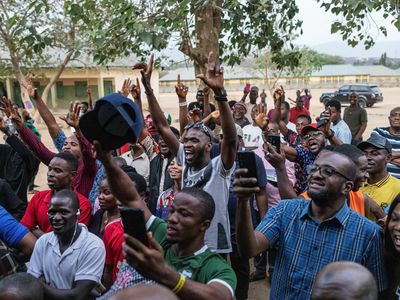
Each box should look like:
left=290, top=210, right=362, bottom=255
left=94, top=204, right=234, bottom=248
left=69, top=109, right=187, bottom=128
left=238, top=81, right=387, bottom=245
left=319, top=84, right=383, bottom=108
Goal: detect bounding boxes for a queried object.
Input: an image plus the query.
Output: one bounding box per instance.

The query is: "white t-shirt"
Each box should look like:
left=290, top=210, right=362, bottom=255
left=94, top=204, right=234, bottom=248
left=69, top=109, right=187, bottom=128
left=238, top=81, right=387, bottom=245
left=242, top=124, right=263, bottom=149
left=177, top=144, right=234, bottom=253
left=331, top=120, right=352, bottom=144
left=28, top=224, right=105, bottom=289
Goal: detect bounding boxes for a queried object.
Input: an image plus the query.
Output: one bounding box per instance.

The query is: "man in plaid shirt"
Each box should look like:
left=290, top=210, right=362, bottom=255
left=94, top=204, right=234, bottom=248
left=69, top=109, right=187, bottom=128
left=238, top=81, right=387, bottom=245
left=235, top=150, right=387, bottom=300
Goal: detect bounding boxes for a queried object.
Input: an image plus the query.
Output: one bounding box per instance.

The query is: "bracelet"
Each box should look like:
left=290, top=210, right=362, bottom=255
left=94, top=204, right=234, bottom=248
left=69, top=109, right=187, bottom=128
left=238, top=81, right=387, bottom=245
left=179, top=102, right=187, bottom=107
left=144, top=88, right=154, bottom=96
left=214, top=95, right=228, bottom=102
left=171, top=274, right=186, bottom=294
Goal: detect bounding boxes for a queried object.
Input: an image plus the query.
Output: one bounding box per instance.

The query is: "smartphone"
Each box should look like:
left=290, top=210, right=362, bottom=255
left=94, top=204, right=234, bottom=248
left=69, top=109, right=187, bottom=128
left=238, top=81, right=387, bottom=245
left=317, top=110, right=329, bottom=128
left=267, top=135, right=281, bottom=154
left=120, top=208, right=148, bottom=247
left=237, top=151, right=258, bottom=180
left=244, top=83, right=251, bottom=93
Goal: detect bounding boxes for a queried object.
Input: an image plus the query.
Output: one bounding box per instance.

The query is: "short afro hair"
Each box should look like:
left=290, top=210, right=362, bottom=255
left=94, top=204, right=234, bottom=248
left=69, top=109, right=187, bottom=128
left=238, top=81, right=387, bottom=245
left=55, top=152, right=79, bottom=171
left=181, top=187, right=215, bottom=221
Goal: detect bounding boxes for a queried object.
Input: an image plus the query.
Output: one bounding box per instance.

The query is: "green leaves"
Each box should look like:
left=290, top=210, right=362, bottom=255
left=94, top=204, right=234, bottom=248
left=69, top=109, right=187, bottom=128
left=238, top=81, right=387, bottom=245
left=317, top=0, right=399, bottom=50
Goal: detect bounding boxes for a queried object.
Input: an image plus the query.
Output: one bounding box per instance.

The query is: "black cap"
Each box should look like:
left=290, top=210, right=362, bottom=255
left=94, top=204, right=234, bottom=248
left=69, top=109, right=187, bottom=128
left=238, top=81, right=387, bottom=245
left=357, top=133, right=392, bottom=153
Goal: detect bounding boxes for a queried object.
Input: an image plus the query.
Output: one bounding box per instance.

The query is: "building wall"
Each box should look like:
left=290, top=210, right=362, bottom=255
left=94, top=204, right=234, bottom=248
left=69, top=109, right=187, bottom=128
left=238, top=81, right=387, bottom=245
left=1, top=67, right=160, bottom=109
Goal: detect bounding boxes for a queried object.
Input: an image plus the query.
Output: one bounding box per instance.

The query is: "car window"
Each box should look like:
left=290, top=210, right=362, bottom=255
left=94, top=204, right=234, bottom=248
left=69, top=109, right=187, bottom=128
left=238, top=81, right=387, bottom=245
left=339, top=85, right=350, bottom=92
left=370, top=86, right=381, bottom=94
left=354, top=85, right=369, bottom=92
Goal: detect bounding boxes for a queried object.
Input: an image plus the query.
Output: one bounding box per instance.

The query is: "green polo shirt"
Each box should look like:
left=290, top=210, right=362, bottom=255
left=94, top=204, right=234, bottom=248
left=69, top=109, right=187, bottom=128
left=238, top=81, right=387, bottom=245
left=149, top=217, right=237, bottom=296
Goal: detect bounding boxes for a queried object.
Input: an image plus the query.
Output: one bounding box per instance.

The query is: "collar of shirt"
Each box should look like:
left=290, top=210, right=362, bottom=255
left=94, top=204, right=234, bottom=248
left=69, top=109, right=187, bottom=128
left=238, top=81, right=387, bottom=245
left=300, top=200, right=350, bottom=227
left=47, top=224, right=89, bottom=254
left=132, top=152, right=147, bottom=161
left=366, top=174, right=391, bottom=188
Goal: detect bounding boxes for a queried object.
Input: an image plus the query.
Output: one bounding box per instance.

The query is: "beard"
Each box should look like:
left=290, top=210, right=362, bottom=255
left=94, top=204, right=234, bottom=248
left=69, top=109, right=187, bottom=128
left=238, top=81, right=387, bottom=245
left=308, top=187, right=342, bottom=204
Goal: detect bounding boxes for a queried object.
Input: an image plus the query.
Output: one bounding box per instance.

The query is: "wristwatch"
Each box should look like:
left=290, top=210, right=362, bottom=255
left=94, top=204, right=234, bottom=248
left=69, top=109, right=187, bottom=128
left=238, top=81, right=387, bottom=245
left=325, top=129, right=334, bottom=139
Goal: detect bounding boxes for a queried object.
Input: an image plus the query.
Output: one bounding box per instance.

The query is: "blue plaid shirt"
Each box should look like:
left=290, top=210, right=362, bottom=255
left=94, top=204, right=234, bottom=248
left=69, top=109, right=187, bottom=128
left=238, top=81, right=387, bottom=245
left=256, top=198, right=387, bottom=300
left=53, top=129, right=104, bottom=207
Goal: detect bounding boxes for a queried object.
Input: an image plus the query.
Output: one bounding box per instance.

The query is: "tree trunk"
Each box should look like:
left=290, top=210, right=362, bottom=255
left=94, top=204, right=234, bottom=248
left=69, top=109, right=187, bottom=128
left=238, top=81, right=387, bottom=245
left=32, top=49, right=75, bottom=121
left=179, top=1, right=222, bottom=79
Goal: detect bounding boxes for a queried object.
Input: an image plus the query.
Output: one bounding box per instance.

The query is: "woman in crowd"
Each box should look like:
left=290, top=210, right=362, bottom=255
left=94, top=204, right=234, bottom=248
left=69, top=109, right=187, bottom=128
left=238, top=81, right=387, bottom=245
left=155, top=157, right=182, bottom=219
left=383, top=194, right=400, bottom=299
left=89, top=177, right=120, bottom=238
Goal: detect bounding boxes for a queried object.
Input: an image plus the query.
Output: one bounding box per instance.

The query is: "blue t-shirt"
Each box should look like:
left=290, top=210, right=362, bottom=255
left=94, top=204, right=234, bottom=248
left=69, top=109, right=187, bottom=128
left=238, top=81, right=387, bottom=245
left=0, top=205, right=29, bottom=247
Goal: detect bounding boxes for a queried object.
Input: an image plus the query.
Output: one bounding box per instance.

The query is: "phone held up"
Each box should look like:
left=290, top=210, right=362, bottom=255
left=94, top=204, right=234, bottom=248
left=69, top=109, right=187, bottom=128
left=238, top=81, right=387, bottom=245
left=237, top=151, right=258, bottom=182
left=120, top=208, right=148, bottom=247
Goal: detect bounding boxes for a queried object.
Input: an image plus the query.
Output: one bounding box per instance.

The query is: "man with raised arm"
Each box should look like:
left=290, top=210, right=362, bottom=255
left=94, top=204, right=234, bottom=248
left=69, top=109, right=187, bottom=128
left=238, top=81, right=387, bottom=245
left=140, top=53, right=237, bottom=254
left=93, top=122, right=237, bottom=299
left=21, top=80, right=97, bottom=200
left=235, top=149, right=386, bottom=299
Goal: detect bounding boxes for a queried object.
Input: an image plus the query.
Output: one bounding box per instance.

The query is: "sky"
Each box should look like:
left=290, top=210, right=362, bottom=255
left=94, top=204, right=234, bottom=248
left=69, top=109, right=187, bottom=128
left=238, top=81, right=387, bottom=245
left=296, top=0, right=400, bottom=45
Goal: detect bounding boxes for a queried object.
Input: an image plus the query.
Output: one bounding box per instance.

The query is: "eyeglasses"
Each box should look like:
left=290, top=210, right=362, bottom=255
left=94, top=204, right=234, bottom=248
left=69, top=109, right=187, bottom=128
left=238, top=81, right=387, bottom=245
left=303, top=131, right=323, bottom=140
left=306, top=164, right=352, bottom=181
left=184, top=122, right=212, bottom=141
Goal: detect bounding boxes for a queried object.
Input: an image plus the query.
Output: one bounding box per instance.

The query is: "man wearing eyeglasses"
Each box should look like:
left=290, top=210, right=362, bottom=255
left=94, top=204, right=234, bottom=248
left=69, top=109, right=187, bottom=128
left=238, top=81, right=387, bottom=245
left=284, top=124, right=335, bottom=193
left=234, top=149, right=387, bottom=300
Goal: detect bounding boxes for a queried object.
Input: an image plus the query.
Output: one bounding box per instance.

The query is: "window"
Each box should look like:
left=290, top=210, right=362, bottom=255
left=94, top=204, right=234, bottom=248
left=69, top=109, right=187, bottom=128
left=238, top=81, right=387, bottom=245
left=75, top=81, right=87, bottom=97
left=56, top=81, right=64, bottom=98
left=103, top=80, right=113, bottom=95
left=339, top=85, right=350, bottom=92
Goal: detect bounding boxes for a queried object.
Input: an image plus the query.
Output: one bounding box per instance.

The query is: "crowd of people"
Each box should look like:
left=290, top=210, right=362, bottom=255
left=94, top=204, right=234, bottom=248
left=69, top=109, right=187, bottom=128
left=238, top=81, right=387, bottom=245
left=0, top=52, right=400, bottom=300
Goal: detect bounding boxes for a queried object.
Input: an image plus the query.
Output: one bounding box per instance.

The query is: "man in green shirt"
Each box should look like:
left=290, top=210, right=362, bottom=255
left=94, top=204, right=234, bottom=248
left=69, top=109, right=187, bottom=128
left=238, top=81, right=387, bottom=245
left=96, top=142, right=236, bottom=299
left=343, top=92, right=368, bottom=144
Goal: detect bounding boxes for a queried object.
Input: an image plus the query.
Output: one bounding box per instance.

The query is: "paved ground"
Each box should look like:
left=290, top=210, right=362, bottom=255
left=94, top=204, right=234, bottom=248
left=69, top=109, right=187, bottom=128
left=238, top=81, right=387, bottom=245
left=7, top=86, right=398, bottom=299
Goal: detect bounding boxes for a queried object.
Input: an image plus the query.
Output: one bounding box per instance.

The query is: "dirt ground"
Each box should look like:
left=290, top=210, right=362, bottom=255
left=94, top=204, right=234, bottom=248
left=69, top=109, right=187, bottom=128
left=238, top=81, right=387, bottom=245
left=8, top=87, right=399, bottom=299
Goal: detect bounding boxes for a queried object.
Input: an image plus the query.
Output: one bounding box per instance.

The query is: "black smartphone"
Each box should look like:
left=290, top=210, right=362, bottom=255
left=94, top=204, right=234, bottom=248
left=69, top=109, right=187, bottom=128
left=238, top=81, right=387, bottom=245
left=237, top=151, right=258, bottom=180
left=267, top=135, right=281, bottom=154
left=120, top=208, right=148, bottom=247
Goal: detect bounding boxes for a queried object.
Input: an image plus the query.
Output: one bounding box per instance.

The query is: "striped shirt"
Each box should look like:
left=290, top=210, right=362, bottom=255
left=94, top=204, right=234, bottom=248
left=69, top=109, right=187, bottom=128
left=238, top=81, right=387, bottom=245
left=373, top=127, right=400, bottom=179
left=256, top=199, right=387, bottom=300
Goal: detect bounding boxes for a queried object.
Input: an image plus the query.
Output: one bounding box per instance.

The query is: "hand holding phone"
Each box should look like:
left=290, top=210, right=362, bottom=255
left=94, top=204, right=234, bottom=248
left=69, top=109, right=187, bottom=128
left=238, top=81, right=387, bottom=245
left=244, top=83, right=251, bottom=94
left=237, top=151, right=258, bottom=181
left=120, top=208, right=148, bottom=247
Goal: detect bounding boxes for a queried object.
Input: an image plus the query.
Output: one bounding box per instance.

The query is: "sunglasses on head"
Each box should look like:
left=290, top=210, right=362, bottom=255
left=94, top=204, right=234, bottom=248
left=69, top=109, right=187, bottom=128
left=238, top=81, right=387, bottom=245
left=184, top=122, right=213, bottom=141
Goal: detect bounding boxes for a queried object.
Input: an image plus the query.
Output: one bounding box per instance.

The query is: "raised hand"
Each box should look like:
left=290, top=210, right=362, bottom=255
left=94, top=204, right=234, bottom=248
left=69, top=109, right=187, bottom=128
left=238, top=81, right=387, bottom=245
left=23, top=76, right=39, bottom=100
left=233, top=169, right=260, bottom=200
left=260, top=89, right=267, bottom=102
left=263, top=142, right=286, bottom=169
left=197, top=52, right=225, bottom=96
left=93, top=140, right=113, bottom=164
left=59, top=101, right=81, bottom=129
left=86, top=86, right=92, bottom=95
left=273, top=87, right=285, bottom=104
left=188, top=107, right=202, bottom=123
left=133, top=54, right=154, bottom=92
left=254, top=103, right=269, bottom=131
left=319, top=108, right=332, bottom=136
left=130, top=78, right=141, bottom=100
left=0, top=97, right=22, bottom=127
left=120, top=78, right=131, bottom=97
left=175, top=74, right=188, bottom=100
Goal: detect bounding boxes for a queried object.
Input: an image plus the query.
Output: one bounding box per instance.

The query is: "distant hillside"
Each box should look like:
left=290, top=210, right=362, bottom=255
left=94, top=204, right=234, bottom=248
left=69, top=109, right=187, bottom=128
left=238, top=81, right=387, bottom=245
left=309, top=40, right=400, bottom=59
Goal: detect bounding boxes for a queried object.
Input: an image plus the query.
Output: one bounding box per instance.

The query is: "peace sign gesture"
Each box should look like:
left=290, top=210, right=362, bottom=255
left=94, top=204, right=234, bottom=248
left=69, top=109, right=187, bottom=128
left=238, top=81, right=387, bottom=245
left=175, top=74, right=188, bottom=100
left=254, top=103, right=269, bottom=131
